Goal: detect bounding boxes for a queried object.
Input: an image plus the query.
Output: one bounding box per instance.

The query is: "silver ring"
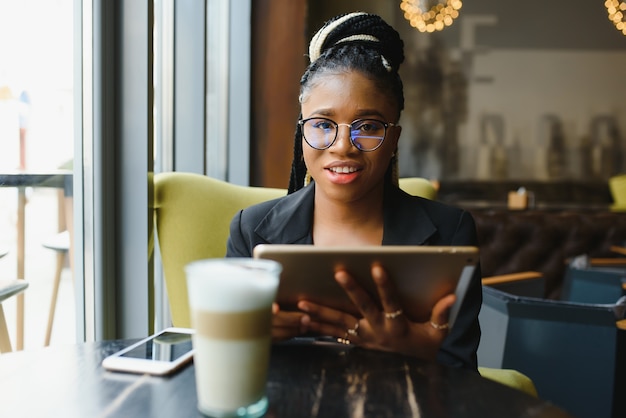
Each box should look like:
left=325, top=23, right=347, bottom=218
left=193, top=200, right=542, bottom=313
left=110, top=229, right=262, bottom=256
left=384, top=309, right=403, bottom=320
left=430, top=321, right=449, bottom=330
left=347, top=321, right=359, bottom=337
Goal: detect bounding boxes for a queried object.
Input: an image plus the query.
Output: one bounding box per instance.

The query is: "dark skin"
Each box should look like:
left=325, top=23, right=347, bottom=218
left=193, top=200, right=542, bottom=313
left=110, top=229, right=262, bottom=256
left=271, top=70, right=455, bottom=362
left=272, top=264, right=455, bottom=360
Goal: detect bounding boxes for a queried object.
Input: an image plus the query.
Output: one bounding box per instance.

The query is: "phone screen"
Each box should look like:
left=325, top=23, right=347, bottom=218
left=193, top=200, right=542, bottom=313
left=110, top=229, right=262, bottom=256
left=120, top=331, right=193, bottom=362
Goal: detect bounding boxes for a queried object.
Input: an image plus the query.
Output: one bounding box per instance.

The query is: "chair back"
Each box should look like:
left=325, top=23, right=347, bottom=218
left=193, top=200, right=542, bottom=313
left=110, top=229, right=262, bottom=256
left=398, top=177, right=437, bottom=200
left=479, top=285, right=626, bottom=417
left=561, top=265, right=626, bottom=304
left=609, top=173, right=626, bottom=210
left=153, top=172, right=285, bottom=326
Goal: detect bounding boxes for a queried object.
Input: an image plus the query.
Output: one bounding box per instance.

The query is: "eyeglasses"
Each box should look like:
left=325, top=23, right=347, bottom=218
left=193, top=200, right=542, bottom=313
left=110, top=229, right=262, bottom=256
left=298, top=117, right=397, bottom=152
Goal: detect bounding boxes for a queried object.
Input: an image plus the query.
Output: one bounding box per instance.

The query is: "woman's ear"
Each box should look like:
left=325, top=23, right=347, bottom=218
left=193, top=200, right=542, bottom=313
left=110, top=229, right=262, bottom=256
left=390, top=125, right=401, bottom=154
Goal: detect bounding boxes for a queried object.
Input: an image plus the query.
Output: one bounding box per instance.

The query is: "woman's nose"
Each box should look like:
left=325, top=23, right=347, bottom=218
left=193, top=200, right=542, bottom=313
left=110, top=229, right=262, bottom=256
left=332, top=124, right=356, bottom=151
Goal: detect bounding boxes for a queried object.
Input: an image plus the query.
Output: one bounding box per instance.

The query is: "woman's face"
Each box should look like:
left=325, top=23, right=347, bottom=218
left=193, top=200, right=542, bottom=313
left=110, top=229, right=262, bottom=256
left=300, top=70, right=401, bottom=203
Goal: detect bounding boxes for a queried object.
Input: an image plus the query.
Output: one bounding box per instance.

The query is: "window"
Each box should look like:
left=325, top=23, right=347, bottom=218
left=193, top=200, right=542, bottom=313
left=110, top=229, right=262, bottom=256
left=0, top=0, right=75, bottom=349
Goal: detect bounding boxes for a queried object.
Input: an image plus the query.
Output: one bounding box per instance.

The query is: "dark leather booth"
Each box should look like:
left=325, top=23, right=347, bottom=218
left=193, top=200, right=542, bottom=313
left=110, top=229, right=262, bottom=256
left=470, top=209, right=626, bottom=298
left=444, top=180, right=626, bottom=416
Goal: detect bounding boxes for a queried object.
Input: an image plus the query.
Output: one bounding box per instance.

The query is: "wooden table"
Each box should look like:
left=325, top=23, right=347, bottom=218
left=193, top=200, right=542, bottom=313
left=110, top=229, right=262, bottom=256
left=0, top=338, right=572, bottom=417
left=0, top=170, right=72, bottom=350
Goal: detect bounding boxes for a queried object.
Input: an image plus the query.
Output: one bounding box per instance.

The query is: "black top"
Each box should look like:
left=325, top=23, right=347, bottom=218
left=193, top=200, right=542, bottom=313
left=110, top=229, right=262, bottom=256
left=226, top=183, right=482, bottom=370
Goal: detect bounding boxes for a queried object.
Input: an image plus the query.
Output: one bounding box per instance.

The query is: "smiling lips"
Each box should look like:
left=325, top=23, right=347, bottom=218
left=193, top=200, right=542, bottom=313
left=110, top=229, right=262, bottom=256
left=327, top=166, right=360, bottom=174
left=324, top=164, right=362, bottom=184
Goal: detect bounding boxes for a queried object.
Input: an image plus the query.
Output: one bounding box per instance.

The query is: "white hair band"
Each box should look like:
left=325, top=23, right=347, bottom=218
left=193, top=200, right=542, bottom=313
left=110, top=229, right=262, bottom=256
left=308, top=12, right=367, bottom=63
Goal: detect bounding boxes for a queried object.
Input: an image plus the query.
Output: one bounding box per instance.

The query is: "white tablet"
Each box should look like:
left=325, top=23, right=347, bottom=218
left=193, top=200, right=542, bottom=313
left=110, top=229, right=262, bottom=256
left=253, top=244, right=479, bottom=327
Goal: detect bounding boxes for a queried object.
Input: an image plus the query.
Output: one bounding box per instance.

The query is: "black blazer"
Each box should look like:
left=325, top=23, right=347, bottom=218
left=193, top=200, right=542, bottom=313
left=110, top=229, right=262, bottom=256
left=227, top=183, right=481, bottom=370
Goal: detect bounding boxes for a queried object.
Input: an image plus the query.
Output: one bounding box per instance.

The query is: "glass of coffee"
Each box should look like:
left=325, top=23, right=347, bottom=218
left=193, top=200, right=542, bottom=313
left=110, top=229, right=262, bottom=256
left=185, top=258, right=281, bottom=418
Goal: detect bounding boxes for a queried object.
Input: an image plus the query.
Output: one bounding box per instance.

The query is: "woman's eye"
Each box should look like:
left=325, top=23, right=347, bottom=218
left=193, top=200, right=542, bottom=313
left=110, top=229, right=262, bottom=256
left=354, top=121, right=378, bottom=133
left=313, top=121, right=333, bottom=130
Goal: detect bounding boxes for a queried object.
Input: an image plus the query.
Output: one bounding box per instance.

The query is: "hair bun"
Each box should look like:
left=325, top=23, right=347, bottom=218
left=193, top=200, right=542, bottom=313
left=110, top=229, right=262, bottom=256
left=308, top=12, right=404, bottom=73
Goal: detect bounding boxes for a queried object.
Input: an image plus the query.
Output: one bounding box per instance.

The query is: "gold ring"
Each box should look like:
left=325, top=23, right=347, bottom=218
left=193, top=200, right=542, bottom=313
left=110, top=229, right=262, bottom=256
left=338, top=333, right=351, bottom=345
left=430, top=321, right=449, bottom=330
left=347, top=321, right=359, bottom=337
left=384, top=309, right=403, bottom=319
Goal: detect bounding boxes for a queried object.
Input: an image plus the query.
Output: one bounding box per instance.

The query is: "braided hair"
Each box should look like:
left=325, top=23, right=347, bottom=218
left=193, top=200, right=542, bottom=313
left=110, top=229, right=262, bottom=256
left=287, top=12, right=405, bottom=194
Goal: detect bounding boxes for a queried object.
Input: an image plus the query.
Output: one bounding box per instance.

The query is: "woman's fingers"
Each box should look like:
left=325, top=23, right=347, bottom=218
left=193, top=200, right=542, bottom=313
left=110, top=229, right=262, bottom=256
left=297, top=300, right=362, bottom=340
left=334, top=269, right=384, bottom=326
left=271, top=304, right=309, bottom=341
left=297, top=270, right=457, bottom=356
left=429, top=293, right=456, bottom=332
left=335, top=265, right=407, bottom=334
left=298, top=300, right=356, bottom=328
left=370, top=264, right=405, bottom=328
left=305, top=319, right=353, bottom=340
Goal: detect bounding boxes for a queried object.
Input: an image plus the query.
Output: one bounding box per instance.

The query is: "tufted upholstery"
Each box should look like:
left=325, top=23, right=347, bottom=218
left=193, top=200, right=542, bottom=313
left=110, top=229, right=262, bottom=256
left=471, top=209, right=626, bottom=298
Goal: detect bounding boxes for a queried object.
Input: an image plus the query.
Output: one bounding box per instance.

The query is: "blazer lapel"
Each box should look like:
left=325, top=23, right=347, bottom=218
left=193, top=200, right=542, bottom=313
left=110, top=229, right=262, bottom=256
left=255, top=184, right=315, bottom=244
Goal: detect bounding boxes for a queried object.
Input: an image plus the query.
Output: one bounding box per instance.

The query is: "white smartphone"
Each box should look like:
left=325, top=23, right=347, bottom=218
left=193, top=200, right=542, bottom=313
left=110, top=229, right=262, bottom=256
left=102, top=327, right=195, bottom=375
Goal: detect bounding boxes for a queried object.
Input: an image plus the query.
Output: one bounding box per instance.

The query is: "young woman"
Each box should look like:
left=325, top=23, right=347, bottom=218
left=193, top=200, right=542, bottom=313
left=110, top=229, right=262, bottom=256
left=227, top=12, right=481, bottom=370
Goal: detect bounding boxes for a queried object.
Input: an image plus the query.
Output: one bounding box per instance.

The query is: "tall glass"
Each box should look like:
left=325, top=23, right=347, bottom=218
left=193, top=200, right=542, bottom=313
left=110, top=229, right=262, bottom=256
left=185, top=258, right=281, bottom=418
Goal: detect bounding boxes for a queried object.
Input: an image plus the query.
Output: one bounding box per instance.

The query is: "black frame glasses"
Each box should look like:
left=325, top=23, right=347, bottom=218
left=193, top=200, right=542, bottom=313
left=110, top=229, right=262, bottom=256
left=298, top=117, right=397, bottom=152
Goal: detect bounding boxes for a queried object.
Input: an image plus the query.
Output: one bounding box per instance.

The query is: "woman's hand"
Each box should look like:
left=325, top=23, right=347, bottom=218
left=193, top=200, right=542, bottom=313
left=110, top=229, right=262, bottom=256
left=270, top=303, right=310, bottom=342
left=297, top=264, right=455, bottom=361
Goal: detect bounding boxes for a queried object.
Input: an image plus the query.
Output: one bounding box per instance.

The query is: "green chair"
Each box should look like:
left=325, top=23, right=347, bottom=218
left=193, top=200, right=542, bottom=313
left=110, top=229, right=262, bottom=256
left=153, top=172, right=536, bottom=396
left=477, top=366, right=537, bottom=397
left=153, top=172, right=285, bottom=327
left=609, top=173, right=626, bottom=211
left=398, top=177, right=438, bottom=200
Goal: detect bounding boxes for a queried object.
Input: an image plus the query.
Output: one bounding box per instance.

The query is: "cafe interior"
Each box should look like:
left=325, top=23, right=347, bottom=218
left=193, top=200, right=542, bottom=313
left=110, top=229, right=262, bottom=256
left=1, top=0, right=626, bottom=417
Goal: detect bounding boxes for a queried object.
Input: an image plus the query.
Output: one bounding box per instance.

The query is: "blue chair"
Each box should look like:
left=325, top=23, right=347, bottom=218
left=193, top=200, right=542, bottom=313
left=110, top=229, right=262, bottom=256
left=478, top=281, right=626, bottom=418
left=561, top=264, right=625, bottom=304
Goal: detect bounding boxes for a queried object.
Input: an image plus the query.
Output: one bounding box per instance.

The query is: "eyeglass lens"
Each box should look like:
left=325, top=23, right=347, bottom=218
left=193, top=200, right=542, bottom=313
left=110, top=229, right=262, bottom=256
left=302, top=118, right=386, bottom=151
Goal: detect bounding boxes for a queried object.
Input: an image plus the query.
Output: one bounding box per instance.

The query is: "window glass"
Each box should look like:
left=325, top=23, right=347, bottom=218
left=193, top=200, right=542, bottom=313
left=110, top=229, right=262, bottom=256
left=0, top=0, right=75, bottom=349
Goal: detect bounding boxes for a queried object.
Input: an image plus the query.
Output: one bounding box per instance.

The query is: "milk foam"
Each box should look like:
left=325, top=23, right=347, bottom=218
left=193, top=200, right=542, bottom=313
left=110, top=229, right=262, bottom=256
left=186, top=259, right=281, bottom=312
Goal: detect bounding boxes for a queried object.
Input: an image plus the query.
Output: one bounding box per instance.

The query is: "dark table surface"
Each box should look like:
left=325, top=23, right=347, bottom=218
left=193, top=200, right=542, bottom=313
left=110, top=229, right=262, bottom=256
left=0, top=338, right=571, bottom=418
